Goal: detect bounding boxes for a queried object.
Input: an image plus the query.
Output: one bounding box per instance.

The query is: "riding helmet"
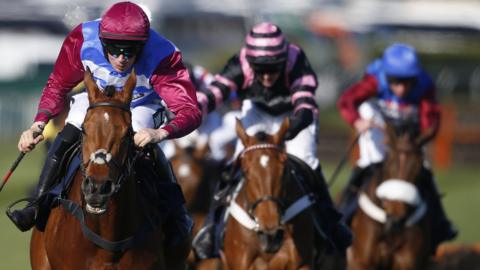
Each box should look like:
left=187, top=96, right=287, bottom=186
left=245, top=22, right=288, bottom=68
left=382, top=43, right=421, bottom=78
left=99, top=2, right=150, bottom=41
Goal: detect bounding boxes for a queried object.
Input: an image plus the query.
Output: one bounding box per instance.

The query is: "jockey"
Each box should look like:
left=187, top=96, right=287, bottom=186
left=160, top=62, right=223, bottom=159
left=337, top=43, right=457, bottom=251
left=7, top=1, right=201, bottom=241
left=193, top=22, right=352, bottom=260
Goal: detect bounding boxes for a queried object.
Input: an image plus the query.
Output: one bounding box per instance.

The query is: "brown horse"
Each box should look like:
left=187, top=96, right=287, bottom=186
left=30, top=69, right=190, bottom=269
left=169, top=141, right=219, bottom=268
left=221, top=118, right=317, bottom=270
left=347, top=124, right=431, bottom=270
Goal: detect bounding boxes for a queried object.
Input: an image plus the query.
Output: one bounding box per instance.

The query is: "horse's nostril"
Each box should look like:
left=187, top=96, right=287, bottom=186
left=82, top=177, right=94, bottom=193
left=99, top=181, right=114, bottom=195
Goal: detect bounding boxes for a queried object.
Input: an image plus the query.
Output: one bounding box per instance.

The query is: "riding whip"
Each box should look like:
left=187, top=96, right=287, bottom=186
left=0, top=125, right=44, bottom=192
left=327, top=134, right=359, bottom=187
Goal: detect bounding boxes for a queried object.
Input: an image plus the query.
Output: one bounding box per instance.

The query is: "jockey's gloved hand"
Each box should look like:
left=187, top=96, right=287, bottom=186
left=284, top=109, right=313, bottom=141
left=18, top=121, right=45, bottom=152
left=134, top=128, right=170, bottom=147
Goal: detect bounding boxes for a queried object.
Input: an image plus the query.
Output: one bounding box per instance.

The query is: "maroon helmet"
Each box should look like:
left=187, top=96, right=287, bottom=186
left=99, top=2, right=150, bottom=41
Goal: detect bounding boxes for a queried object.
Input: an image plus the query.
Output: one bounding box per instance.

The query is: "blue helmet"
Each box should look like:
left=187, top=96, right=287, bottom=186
left=382, top=43, right=421, bottom=78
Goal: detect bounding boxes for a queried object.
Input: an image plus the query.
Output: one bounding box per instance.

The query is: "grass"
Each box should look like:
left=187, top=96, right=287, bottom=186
left=0, top=141, right=44, bottom=270
left=0, top=140, right=478, bottom=269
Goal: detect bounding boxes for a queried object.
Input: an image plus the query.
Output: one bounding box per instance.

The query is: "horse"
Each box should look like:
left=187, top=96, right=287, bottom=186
left=169, top=140, right=220, bottom=269
left=30, top=69, right=190, bottom=269
left=221, top=118, right=317, bottom=270
left=347, top=123, right=431, bottom=270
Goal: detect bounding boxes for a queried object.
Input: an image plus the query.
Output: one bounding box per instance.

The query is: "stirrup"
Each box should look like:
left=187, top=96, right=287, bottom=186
left=6, top=197, right=36, bottom=216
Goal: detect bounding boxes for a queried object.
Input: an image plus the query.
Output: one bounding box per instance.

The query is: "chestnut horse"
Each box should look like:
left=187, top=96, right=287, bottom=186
left=221, top=118, right=317, bottom=270
left=30, top=69, right=190, bottom=269
left=347, top=124, right=431, bottom=270
left=169, top=141, right=218, bottom=268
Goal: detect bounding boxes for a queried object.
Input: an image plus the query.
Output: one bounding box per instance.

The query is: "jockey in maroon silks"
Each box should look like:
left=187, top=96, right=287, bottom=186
left=192, top=22, right=352, bottom=260
left=8, top=2, right=201, bottom=242
left=337, top=43, right=457, bottom=253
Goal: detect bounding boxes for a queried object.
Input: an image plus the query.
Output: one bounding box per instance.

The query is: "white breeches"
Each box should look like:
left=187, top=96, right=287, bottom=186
left=356, top=100, right=387, bottom=168
left=65, top=92, right=165, bottom=132
left=232, top=100, right=319, bottom=170
left=208, top=110, right=242, bottom=162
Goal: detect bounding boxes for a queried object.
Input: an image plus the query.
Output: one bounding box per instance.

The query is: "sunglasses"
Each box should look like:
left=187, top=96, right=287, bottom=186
left=252, top=64, right=283, bottom=75
left=387, top=76, right=417, bottom=84
left=102, top=42, right=142, bottom=59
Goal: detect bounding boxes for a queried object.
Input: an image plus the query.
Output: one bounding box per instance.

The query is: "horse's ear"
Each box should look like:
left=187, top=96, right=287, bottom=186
left=273, top=117, right=290, bottom=145
left=235, top=118, right=250, bottom=146
left=119, top=69, right=136, bottom=104
left=84, top=67, right=100, bottom=103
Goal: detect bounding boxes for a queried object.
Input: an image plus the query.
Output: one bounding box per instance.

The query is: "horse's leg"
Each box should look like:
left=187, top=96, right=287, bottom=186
left=30, top=229, right=51, bottom=270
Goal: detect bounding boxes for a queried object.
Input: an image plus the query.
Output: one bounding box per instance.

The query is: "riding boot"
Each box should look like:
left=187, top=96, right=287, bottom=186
left=192, top=166, right=235, bottom=260
left=7, top=123, right=80, bottom=232
left=337, top=163, right=382, bottom=224
left=152, top=145, right=177, bottom=183
left=420, top=166, right=458, bottom=252
left=151, top=145, right=193, bottom=247
left=312, top=165, right=353, bottom=253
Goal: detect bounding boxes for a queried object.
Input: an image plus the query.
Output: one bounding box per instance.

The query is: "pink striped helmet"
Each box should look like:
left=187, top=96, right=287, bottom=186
left=245, top=22, right=288, bottom=67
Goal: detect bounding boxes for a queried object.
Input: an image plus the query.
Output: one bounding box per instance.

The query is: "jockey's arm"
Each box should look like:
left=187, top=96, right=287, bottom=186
left=337, top=74, right=378, bottom=133
left=138, top=51, right=201, bottom=147
left=286, top=49, right=319, bottom=140
left=196, top=54, right=244, bottom=116
left=19, top=25, right=84, bottom=152
left=417, top=85, right=441, bottom=146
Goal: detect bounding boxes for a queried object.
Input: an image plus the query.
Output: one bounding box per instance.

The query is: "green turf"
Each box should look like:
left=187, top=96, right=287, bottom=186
left=0, top=141, right=478, bottom=269
left=0, top=142, right=44, bottom=270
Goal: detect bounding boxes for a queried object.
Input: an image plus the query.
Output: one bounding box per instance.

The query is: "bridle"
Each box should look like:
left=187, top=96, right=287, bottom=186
left=58, top=100, right=150, bottom=252
left=358, top=141, right=427, bottom=228
left=239, top=144, right=285, bottom=230
left=227, top=143, right=316, bottom=232
left=80, top=101, right=138, bottom=196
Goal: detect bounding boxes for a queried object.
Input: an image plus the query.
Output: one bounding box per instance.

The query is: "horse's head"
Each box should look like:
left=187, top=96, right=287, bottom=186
left=235, top=118, right=289, bottom=253
left=80, top=68, right=135, bottom=215
left=377, top=121, right=426, bottom=233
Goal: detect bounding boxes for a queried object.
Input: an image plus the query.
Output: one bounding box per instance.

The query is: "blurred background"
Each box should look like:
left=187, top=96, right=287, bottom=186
left=0, top=0, right=479, bottom=268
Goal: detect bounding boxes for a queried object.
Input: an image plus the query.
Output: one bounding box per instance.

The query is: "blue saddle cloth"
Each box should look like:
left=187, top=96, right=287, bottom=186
left=35, top=152, right=192, bottom=246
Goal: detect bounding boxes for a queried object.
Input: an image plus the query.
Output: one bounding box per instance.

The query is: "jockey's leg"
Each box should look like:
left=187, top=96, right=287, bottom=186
left=312, top=165, right=353, bottom=253
left=420, top=166, right=457, bottom=252
left=7, top=123, right=80, bottom=231
left=282, top=113, right=353, bottom=253
left=337, top=163, right=381, bottom=224
left=192, top=164, right=236, bottom=260
left=337, top=166, right=365, bottom=217
left=151, top=145, right=194, bottom=256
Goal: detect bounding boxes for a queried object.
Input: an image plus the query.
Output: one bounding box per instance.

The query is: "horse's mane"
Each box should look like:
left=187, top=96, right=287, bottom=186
left=104, top=85, right=116, bottom=97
